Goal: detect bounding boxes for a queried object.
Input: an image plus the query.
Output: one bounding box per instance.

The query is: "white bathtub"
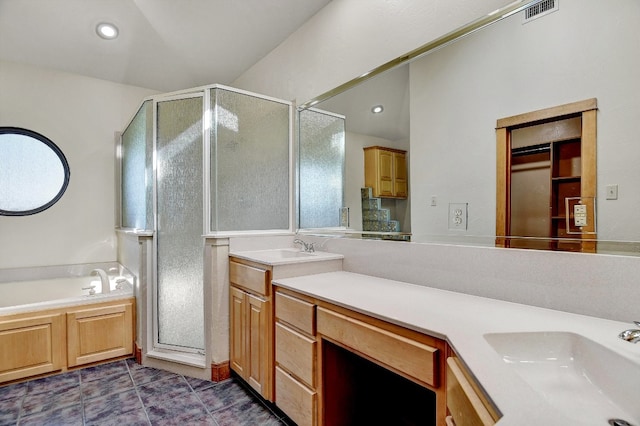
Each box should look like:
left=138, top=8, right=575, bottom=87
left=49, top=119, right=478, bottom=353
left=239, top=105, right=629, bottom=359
left=0, top=274, right=134, bottom=316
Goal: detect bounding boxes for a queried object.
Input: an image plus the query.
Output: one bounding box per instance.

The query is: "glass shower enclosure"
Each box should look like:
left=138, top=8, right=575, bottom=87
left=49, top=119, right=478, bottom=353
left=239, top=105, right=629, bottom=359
left=298, top=108, right=346, bottom=229
left=120, top=85, right=292, bottom=359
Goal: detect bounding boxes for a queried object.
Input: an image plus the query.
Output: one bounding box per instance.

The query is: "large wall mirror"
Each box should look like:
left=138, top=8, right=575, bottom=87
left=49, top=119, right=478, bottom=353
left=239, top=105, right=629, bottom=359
left=297, top=0, right=640, bottom=256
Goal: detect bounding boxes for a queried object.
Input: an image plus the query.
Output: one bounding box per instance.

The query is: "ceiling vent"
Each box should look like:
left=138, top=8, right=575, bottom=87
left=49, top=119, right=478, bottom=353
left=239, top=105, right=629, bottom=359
left=523, top=0, right=559, bottom=23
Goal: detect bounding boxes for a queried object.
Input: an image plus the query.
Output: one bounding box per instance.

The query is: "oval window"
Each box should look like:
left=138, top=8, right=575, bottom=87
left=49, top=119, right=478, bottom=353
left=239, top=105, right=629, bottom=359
left=0, top=127, right=70, bottom=216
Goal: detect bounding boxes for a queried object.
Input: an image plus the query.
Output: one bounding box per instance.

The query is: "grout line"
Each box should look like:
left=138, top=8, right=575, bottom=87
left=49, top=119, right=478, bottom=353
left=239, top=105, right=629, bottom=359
left=186, top=378, right=221, bottom=426
left=230, top=376, right=288, bottom=423
left=125, top=359, right=153, bottom=425
left=78, top=370, right=86, bottom=426
left=14, top=388, right=28, bottom=426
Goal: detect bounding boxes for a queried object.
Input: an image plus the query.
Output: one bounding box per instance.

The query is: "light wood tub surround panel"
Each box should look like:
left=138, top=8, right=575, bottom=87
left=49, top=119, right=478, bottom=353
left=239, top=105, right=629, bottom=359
left=67, top=301, right=134, bottom=367
left=0, top=313, right=64, bottom=383
left=0, top=297, right=135, bottom=384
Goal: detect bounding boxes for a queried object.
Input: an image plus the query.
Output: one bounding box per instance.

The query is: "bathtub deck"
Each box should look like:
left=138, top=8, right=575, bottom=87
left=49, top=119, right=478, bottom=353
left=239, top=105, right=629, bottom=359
left=0, top=359, right=291, bottom=425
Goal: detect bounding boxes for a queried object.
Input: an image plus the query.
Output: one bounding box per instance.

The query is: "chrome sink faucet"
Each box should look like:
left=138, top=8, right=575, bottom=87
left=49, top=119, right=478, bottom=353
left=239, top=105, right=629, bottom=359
left=618, top=321, right=640, bottom=343
left=294, top=238, right=315, bottom=253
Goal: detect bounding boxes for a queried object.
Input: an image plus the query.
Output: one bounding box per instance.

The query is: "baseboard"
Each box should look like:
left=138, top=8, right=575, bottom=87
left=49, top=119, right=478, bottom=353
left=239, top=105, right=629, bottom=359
left=211, top=361, right=231, bottom=382
left=134, top=343, right=142, bottom=364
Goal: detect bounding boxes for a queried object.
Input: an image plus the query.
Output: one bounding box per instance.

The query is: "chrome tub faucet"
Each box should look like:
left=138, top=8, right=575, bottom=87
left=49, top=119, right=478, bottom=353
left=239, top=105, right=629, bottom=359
left=618, top=321, right=640, bottom=343
left=90, top=268, right=111, bottom=294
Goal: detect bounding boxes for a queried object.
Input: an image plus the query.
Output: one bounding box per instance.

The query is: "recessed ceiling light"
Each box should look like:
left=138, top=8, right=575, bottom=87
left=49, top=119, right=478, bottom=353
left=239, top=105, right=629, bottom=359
left=96, top=22, right=119, bottom=40
left=371, top=105, right=384, bottom=114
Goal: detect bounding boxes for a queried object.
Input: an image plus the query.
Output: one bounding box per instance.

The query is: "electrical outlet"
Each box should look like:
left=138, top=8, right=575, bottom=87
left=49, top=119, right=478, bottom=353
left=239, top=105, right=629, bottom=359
left=574, top=204, right=587, bottom=227
left=448, top=203, right=468, bottom=230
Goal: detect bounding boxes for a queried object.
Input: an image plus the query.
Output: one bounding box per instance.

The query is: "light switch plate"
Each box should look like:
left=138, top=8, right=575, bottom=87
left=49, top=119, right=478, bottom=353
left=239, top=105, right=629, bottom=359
left=606, top=184, right=618, bottom=200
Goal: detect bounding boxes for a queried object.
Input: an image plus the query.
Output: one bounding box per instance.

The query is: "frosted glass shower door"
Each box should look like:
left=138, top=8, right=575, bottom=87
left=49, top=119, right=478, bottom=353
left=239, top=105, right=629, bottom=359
left=155, top=94, right=204, bottom=351
left=210, top=87, right=291, bottom=232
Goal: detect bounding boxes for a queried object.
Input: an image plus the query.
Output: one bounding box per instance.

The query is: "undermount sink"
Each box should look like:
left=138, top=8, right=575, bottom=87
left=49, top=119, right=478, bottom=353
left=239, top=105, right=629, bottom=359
left=265, top=248, right=316, bottom=259
left=229, top=248, right=344, bottom=266
left=484, top=332, right=640, bottom=425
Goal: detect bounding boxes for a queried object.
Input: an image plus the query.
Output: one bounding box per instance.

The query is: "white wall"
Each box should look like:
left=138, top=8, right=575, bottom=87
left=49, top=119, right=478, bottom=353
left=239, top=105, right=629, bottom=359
left=0, top=60, right=158, bottom=269
left=409, top=0, right=640, bottom=242
left=233, top=0, right=514, bottom=104
left=310, top=236, right=640, bottom=323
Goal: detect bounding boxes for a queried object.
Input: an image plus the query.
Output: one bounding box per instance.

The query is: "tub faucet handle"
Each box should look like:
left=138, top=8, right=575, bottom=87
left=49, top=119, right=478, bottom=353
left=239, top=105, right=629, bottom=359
left=618, top=321, right=640, bottom=344
left=82, top=285, right=96, bottom=296
left=115, top=278, right=128, bottom=290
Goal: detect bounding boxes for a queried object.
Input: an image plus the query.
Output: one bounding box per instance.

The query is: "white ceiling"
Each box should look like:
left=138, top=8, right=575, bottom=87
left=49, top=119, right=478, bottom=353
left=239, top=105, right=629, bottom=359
left=319, top=64, right=410, bottom=141
left=0, top=0, right=332, bottom=92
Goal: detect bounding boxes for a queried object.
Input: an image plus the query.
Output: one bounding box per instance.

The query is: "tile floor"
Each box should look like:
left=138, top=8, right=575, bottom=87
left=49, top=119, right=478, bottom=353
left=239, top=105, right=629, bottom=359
left=0, top=359, right=291, bottom=426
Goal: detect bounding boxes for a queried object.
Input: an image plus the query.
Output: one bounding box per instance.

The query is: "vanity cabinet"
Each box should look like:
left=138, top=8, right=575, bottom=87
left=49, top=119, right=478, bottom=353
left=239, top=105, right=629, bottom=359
left=229, top=260, right=273, bottom=400
left=446, top=356, right=499, bottom=426
left=364, top=146, right=407, bottom=198
left=273, top=286, right=448, bottom=426
left=274, top=291, right=318, bottom=426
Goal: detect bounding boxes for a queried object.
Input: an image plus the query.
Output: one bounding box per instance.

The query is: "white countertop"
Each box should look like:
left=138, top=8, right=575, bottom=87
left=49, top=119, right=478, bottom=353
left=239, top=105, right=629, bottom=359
left=273, top=271, right=640, bottom=426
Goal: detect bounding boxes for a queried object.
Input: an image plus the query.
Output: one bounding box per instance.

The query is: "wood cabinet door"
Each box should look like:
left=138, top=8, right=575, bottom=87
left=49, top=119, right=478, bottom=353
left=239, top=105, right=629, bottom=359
left=67, top=302, right=133, bottom=367
left=230, top=286, right=246, bottom=376
left=393, top=152, right=408, bottom=197
left=378, top=149, right=394, bottom=196
left=446, top=357, right=497, bottom=426
left=0, top=313, right=64, bottom=383
left=246, top=293, right=269, bottom=398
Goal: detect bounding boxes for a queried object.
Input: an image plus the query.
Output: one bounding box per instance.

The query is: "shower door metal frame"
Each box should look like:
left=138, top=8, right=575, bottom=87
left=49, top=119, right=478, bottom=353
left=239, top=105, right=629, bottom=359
left=150, top=89, right=210, bottom=360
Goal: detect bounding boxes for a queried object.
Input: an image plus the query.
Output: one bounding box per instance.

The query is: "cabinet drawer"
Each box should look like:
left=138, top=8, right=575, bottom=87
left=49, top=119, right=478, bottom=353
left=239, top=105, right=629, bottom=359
left=276, top=366, right=317, bottom=426
left=230, top=261, right=269, bottom=296
left=317, top=307, right=439, bottom=387
left=276, top=322, right=316, bottom=387
left=446, top=357, right=497, bottom=426
left=275, top=291, right=315, bottom=335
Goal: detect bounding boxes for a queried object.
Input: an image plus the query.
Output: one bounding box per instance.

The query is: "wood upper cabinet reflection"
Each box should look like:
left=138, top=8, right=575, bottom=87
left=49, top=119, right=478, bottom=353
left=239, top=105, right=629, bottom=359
left=364, top=146, right=407, bottom=198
